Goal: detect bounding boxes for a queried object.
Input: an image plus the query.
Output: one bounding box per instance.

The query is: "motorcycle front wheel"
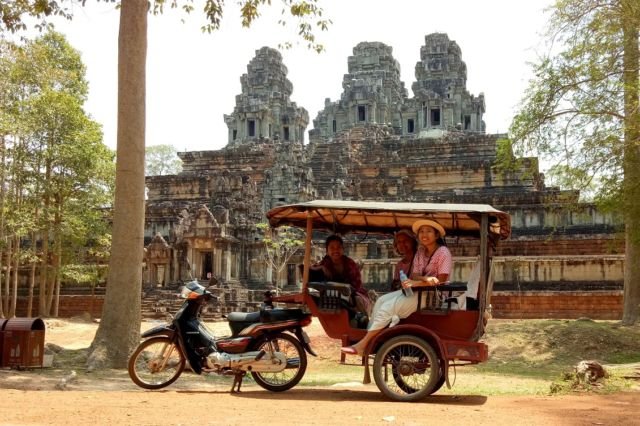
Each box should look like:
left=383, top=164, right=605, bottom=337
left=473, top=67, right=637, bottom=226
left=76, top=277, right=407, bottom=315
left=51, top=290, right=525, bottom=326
left=128, top=336, right=186, bottom=390
left=250, top=332, right=307, bottom=392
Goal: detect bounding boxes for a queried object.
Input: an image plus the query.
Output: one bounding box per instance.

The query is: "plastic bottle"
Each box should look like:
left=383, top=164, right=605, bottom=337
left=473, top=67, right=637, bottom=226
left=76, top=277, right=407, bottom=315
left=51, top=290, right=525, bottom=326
left=400, top=270, right=413, bottom=297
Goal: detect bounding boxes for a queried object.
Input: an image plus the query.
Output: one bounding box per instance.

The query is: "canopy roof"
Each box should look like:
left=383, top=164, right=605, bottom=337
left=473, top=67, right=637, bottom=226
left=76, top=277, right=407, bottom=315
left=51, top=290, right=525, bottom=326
left=267, top=200, right=511, bottom=240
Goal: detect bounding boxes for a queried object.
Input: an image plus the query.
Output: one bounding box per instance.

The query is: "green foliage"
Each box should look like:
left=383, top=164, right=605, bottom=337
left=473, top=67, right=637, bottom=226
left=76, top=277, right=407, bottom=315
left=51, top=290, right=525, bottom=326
left=145, top=144, right=182, bottom=176
left=508, top=0, right=640, bottom=324
left=235, top=0, right=331, bottom=52
left=256, top=223, right=304, bottom=287
left=545, top=163, right=597, bottom=201
left=1, top=1, right=331, bottom=53
left=0, top=29, right=115, bottom=289
left=494, top=138, right=524, bottom=176
left=61, top=264, right=108, bottom=286
left=0, top=0, right=74, bottom=33
left=160, top=0, right=332, bottom=52
left=509, top=0, right=638, bottom=209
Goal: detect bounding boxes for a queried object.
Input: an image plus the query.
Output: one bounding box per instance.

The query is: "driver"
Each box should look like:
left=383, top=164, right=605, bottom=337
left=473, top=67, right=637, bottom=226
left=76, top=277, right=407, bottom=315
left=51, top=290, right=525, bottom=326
left=310, top=234, right=372, bottom=316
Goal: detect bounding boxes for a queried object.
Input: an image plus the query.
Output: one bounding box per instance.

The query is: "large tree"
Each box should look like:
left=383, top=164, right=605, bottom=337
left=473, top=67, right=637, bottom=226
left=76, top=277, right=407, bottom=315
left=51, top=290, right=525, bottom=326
left=90, top=0, right=328, bottom=369
left=1, top=0, right=329, bottom=367
left=145, top=144, right=182, bottom=176
left=510, top=0, right=640, bottom=324
left=87, top=0, right=148, bottom=368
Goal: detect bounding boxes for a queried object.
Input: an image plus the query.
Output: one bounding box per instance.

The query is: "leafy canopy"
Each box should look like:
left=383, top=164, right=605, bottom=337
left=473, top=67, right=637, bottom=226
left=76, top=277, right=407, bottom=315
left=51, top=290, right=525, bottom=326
left=256, top=222, right=304, bottom=287
left=1, top=0, right=331, bottom=52
left=509, top=0, right=639, bottom=210
left=145, top=144, right=182, bottom=176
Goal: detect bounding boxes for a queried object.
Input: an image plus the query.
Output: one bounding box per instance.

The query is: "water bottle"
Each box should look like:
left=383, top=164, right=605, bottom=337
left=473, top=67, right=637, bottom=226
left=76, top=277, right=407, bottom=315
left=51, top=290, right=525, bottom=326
left=400, top=270, right=413, bottom=297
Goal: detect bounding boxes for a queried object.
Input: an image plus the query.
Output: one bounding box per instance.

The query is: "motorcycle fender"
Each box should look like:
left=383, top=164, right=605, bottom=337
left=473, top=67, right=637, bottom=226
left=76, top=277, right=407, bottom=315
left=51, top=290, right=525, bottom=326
left=296, top=329, right=317, bottom=357
left=141, top=324, right=175, bottom=339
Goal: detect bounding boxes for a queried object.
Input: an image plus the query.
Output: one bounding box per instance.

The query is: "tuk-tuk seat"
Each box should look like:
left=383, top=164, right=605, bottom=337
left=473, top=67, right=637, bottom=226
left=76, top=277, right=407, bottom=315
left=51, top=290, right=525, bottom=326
left=308, top=281, right=353, bottom=313
left=447, top=257, right=483, bottom=311
left=415, top=283, right=468, bottom=314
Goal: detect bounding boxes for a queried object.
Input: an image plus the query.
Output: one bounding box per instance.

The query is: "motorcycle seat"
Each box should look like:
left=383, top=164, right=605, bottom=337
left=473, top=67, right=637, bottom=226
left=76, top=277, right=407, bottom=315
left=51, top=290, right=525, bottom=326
left=227, top=309, right=307, bottom=337
left=227, top=308, right=306, bottom=323
left=227, top=311, right=261, bottom=323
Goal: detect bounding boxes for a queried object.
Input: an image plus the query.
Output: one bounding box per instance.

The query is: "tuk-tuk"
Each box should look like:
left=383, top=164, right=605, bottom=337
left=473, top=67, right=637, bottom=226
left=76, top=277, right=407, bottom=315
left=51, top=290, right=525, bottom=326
left=266, top=200, right=511, bottom=401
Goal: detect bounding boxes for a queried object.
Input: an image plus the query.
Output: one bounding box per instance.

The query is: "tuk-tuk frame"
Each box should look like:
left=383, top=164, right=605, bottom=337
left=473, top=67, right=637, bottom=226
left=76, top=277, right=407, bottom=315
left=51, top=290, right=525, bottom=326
left=266, top=200, right=511, bottom=400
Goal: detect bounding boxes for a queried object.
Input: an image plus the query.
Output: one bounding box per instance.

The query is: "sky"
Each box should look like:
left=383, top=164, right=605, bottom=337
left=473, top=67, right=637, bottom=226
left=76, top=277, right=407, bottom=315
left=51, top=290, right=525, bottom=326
left=48, top=0, right=553, bottom=153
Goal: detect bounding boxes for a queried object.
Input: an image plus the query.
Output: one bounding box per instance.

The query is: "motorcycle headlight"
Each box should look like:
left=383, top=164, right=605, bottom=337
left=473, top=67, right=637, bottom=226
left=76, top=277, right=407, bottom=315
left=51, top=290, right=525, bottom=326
left=179, top=286, right=194, bottom=299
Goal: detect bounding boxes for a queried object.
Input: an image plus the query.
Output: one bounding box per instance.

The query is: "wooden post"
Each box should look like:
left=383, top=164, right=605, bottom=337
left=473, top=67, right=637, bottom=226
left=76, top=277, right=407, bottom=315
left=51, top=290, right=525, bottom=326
left=302, top=213, right=313, bottom=293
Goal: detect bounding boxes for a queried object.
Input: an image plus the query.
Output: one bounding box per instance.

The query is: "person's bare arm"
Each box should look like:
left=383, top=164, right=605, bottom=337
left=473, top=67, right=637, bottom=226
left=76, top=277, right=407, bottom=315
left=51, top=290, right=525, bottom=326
left=403, top=273, right=448, bottom=289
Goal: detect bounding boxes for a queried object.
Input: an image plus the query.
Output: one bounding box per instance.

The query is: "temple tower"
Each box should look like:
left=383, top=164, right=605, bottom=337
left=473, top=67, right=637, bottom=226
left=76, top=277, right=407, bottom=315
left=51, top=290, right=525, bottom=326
left=407, top=33, right=485, bottom=135
left=309, top=42, right=408, bottom=142
left=224, top=47, right=309, bottom=146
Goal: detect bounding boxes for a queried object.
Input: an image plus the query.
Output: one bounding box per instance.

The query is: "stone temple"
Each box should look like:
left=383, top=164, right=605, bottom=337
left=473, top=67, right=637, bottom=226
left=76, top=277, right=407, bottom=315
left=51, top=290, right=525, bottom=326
left=144, top=33, right=624, bottom=319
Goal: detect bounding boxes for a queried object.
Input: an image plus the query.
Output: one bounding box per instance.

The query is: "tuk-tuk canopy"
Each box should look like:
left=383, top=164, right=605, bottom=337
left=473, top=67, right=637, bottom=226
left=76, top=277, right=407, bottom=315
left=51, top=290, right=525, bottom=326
left=267, top=200, right=511, bottom=240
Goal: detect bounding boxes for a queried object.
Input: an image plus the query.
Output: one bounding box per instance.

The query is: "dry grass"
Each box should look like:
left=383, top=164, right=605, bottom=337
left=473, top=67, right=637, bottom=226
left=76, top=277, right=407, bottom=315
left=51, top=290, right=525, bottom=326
left=5, top=317, right=640, bottom=395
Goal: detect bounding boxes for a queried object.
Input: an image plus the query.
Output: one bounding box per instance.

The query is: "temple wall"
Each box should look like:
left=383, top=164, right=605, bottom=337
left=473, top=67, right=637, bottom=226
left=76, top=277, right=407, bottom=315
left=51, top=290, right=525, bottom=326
left=13, top=290, right=623, bottom=320
left=356, top=255, right=623, bottom=292
left=493, top=256, right=623, bottom=289
left=491, top=291, right=622, bottom=320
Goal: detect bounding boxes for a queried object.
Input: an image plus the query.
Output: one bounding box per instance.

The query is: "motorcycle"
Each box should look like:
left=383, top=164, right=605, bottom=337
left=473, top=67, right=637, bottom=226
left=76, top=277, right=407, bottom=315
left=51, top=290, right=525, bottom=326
left=128, top=280, right=316, bottom=392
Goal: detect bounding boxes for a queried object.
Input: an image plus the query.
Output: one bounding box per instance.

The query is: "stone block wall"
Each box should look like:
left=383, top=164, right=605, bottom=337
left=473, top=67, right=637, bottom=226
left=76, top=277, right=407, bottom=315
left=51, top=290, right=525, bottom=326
left=14, top=295, right=104, bottom=318
left=12, top=291, right=622, bottom=321
left=493, top=256, right=624, bottom=291
left=491, top=291, right=622, bottom=320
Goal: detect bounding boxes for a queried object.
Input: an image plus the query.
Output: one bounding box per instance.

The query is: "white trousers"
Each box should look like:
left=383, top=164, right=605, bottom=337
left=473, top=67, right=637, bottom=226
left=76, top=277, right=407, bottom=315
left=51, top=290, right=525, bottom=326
left=367, top=290, right=418, bottom=331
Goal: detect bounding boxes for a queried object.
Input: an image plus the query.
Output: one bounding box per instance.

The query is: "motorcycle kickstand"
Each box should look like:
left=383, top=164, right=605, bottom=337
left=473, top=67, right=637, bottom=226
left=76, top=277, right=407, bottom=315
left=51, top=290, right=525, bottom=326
left=230, top=372, right=246, bottom=393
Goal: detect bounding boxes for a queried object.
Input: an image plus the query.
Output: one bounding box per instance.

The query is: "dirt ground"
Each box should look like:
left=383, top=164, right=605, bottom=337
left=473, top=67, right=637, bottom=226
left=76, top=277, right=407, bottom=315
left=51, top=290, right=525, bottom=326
left=1, top=318, right=639, bottom=425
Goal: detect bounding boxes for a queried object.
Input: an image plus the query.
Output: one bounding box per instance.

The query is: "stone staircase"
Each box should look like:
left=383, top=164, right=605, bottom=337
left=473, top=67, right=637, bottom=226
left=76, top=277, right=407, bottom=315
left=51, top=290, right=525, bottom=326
left=141, top=287, right=184, bottom=320
left=140, top=283, right=269, bottom=322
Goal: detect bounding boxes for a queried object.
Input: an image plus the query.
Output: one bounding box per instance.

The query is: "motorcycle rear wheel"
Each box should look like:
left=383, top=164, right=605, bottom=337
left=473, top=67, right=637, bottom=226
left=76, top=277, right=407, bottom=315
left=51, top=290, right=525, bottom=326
left=128, top=336, right=185, bottom=389
left=250, top=332, right=307, bottom=392
left=373, top=335, right=440, bottom=402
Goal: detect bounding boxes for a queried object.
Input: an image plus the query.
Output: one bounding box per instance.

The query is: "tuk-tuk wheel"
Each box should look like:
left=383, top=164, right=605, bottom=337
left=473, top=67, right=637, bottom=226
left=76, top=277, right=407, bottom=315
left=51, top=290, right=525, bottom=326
left=372, top=335, right=441, bottom=402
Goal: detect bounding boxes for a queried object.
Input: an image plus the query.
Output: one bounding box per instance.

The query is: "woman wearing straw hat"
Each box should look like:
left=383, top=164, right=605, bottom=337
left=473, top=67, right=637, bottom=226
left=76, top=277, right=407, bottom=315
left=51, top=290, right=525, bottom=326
left=341, top=220, right=451, bottom=356
left=409, top=219, right=452, bottom=287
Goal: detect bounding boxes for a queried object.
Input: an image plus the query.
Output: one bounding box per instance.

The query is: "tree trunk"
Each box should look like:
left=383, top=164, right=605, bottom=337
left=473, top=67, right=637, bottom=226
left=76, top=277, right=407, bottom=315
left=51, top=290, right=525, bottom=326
left=40, top=158, right=52, bottom=317
left=0, top=136, right=4, bottom=318
left=46, top=209, right=61, bottom=315
left=28, top=260, right=36, bottom=318
left=53, top=225, right=62, bottom=317
left=87, top=0, right=147, bottom=369
left=0, top=250, right=3, bottom=318
left=39, top=232, right=50, bottom=317
left=621, top=0, right=640, bottom=325
left=3, top=238, right=11, bottom=316
left=9, top=235, right=18, bottom=317
left=45, top=263, right=56, bottom=315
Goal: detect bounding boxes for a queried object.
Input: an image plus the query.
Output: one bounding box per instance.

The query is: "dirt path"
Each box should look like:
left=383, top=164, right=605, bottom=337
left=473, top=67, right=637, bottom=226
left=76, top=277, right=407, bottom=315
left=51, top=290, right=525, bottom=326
left=1, top=319, right=639, bottom=425
left=1, top=387, right=639, bottom=425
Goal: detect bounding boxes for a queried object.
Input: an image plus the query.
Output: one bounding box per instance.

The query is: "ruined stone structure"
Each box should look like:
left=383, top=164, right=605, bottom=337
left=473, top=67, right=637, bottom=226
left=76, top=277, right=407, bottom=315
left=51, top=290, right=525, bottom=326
left=310, top=35, right=484, bottom=143
left=224, top=47, right=309, bottom=146
left=144, top=36, right=624, bottom=318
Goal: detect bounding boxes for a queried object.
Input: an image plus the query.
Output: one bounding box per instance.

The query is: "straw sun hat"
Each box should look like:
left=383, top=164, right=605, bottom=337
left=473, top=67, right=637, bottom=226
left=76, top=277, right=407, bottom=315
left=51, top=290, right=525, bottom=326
left=411, top=219, right=446, bottom=237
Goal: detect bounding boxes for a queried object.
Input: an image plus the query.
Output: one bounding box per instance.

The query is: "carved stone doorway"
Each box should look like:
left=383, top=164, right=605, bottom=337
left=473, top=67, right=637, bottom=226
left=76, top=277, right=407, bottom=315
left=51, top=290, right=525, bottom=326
left=201, top=252, right=213, bottom=280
